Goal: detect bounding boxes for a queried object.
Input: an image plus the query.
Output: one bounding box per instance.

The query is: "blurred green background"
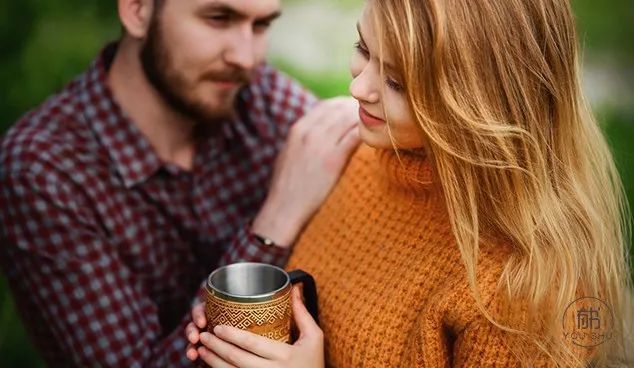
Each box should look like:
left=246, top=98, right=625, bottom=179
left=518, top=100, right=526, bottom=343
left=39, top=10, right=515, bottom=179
left=1, top=1, right=633, bottom=366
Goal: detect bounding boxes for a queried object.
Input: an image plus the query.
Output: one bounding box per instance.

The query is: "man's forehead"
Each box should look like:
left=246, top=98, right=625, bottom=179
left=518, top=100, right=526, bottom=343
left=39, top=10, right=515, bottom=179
left=193, top=0, right=282, bottom=18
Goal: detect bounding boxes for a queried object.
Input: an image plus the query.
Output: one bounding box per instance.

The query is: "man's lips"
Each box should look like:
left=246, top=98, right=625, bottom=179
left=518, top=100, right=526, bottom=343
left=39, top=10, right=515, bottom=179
left=358, top=106, right=385, bottom=127
left=212, top=80, right=240, bottom=90
left=204, top=70, right=251, bottom=90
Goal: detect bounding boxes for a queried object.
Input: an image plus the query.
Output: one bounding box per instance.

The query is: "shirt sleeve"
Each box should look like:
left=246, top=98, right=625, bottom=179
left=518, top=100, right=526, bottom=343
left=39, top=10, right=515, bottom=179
left=0, top=169, right=194, bottom=368
left=218, top=223, right=291, bottom=268
left=254, top=64, right=319, bottom=148
left=273, top=68, right=319, bottom=143
left=217, top=65, right=318, bottom=268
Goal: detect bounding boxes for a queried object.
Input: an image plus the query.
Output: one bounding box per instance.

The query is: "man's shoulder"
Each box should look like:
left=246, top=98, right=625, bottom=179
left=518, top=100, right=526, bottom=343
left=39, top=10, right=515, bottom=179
left=245, top=64, right=318, bottom=126
left=1, top=74, right=102, bottom=181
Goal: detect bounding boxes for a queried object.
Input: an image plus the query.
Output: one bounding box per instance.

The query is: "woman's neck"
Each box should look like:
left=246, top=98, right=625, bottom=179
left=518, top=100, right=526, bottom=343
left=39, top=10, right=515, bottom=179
left=374, top=146, right=440, bottom=202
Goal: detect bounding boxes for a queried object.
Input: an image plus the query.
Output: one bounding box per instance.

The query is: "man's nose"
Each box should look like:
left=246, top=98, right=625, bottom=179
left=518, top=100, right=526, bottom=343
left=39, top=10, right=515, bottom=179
left=224, top=27, right=256, bottom=70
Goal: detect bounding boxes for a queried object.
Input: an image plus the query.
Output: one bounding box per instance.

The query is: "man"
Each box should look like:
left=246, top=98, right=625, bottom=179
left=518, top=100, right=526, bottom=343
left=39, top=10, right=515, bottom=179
left=0, top=0, right=359, bottom=366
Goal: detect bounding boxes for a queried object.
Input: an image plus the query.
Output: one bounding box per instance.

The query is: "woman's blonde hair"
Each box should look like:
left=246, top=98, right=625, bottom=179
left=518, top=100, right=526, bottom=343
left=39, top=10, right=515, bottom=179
left=370, top=0, right=632, bottom=366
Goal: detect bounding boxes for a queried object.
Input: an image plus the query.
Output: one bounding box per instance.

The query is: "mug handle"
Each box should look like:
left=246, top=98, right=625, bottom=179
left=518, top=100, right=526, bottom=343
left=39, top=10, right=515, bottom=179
left=287, top=269, right=320, bottom=326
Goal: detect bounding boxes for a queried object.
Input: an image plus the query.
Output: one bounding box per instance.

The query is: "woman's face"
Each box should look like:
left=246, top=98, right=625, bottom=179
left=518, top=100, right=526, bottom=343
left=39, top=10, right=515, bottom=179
left=349, top=4, right=426, bottom=150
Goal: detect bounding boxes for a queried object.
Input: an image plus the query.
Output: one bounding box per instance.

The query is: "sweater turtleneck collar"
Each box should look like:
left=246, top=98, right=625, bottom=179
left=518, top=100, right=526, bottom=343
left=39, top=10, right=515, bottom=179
left=374, top=145, right=438, bottom=197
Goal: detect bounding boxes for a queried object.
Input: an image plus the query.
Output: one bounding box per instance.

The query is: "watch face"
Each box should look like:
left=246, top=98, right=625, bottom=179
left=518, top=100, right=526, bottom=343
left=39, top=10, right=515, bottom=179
left=255, top=233, right=275, bottom=247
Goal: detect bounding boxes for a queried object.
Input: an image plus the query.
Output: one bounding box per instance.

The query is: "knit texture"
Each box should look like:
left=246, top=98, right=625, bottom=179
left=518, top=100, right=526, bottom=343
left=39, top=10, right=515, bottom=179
left=286, top=144, right=554, bottom=367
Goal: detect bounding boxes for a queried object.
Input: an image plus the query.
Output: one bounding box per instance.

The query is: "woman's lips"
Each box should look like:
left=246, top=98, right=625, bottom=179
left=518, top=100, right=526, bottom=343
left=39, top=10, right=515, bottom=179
left=359, top=106, right=386, bottom=127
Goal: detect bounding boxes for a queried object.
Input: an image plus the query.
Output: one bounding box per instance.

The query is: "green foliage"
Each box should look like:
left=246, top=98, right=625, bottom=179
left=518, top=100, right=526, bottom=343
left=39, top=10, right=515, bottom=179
left=271, top=58, right=351, bottom=98
left=0, top=2, right=632, bottom=367
left=0, top=278, right=45, bottom=368
left=0, top=1, right=119, bottom=130
left=573, top=0, right=634, bottom=63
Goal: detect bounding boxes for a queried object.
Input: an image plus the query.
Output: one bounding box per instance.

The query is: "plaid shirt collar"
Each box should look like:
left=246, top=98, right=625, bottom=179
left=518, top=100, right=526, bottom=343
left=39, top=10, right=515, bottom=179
left=78, top=43, right=274, bottom=188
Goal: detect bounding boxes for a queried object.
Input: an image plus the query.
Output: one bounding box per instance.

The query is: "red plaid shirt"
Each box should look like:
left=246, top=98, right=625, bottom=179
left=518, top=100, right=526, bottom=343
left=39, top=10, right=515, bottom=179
left=0, top=44, right=316, bottom=367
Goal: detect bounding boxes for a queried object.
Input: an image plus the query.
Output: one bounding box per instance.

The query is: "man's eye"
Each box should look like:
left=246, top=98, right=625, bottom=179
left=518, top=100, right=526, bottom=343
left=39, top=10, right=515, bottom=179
left=253, top=21, right=272, bottom=32
left=206, top=13, right=231, bottom=26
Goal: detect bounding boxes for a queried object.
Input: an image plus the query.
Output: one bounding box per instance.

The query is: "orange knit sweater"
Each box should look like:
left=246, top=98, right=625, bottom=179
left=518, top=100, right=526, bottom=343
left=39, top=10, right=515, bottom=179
left=286, top=144, right=555, bottom=367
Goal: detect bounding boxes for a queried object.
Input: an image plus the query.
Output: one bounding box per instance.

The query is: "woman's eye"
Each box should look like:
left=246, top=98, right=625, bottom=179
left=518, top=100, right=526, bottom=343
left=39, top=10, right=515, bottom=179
left=354, top=41, right=370, bottom=58
left=386, top=77, right=404, bottom=92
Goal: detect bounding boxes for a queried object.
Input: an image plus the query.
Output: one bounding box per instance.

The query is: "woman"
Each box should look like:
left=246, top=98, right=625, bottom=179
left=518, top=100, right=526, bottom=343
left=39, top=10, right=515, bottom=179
left=186, top=0, right=632, bottom=366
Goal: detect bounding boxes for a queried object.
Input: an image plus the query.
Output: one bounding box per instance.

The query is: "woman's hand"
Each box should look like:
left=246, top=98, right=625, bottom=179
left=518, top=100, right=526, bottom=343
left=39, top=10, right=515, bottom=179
left=196, top=286, right=324, bottom=368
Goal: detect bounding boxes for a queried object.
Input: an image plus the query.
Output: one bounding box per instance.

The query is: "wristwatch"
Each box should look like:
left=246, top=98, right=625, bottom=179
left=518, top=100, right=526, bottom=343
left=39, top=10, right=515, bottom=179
left=253, top=232, right=280, bottom=248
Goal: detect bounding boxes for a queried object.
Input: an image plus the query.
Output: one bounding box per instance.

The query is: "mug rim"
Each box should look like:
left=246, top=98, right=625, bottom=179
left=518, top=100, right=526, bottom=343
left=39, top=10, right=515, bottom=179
left=206, top=262, right=291, bottom=302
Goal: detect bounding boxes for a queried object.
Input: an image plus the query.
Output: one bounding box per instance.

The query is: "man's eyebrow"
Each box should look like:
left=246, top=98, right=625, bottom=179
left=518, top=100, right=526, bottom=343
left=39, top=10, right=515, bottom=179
left=198, top=2, right=242, bottom=17
left=198, top=1, right=282, bottom=22
left=256, top=11, right=282, bottom=23
left=356, top=22, right=398, bottom=74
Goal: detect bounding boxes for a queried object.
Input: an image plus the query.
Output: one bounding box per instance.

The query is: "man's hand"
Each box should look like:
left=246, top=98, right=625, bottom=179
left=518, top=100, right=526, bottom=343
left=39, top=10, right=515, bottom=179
left=251, top=96, right=360, bottom=247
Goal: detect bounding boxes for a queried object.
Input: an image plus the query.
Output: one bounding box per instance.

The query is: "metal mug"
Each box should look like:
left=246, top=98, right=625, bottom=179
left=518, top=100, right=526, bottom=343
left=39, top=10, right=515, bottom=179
left=204, top=262, right=319, bottom=343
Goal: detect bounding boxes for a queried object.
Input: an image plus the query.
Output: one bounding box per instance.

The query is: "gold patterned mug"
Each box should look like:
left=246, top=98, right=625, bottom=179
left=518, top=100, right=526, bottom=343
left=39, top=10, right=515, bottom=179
left=204, top=262, right=319, bottom=343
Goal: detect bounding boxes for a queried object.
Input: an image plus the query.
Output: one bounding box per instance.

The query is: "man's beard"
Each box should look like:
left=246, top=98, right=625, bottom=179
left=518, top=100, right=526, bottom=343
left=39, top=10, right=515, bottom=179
left=140, top=14, right=251, bottom=125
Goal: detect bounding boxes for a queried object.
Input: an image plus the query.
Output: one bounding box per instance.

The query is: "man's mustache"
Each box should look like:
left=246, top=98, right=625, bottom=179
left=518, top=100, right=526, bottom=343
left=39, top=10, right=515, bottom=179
left=202, top=69, right=252, bottom=85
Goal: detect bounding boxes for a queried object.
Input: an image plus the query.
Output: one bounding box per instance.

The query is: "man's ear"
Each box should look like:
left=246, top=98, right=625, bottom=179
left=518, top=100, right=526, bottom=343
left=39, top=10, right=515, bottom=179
left=118, top=0, right=155, bottom=39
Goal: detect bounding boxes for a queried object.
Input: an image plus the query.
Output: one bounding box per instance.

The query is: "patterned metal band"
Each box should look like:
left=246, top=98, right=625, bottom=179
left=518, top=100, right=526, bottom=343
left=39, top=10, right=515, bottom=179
left=204, top=287, right=293, bottom=343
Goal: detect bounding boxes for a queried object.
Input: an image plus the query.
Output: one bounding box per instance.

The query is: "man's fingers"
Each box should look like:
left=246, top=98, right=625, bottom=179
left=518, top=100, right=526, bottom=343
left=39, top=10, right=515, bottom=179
left=320, top=99, right=359, bottom=138
left=324, top=118, right=359, bottom=145
left=295, top=96, right=357, bottom=135
left=291, top=286, right=322, bottom=341
left=292, top=99, right=331, bottom=132
left=337, top=124, right=361, bottom=150
left=192, top=303, right=207, bottom=329
left=186, top=322, right=200, bottom=344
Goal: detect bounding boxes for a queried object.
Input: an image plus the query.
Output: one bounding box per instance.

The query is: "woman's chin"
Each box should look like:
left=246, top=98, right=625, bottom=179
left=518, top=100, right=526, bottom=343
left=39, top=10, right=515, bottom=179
left=359, top=127, right=427, bottom=151
left=358, top=125, right=392, bottom=149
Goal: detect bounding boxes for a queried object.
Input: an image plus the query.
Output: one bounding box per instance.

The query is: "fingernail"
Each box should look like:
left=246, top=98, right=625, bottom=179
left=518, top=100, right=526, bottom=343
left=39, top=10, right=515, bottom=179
left=213, top=325, right=223, bottom=335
